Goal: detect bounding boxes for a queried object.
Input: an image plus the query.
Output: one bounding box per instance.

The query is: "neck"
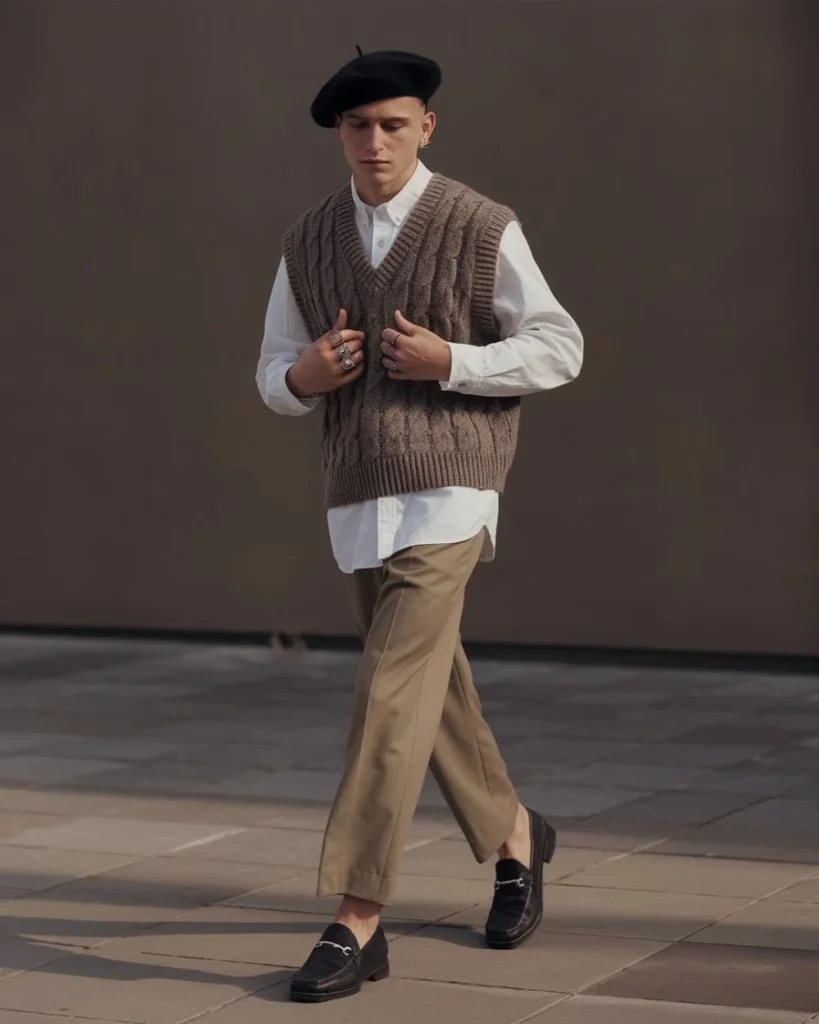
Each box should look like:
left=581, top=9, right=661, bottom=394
left=353, top=159, right=419, bottom=208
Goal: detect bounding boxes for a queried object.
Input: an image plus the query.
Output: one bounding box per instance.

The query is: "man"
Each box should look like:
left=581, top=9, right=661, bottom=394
left=256, top=48, right=583, bottom=1003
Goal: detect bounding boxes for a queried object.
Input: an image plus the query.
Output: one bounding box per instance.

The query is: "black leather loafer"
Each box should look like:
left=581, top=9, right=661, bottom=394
left=485, top=807, right=557, bottom=950
left=289, top=922, right=390, bottom=1003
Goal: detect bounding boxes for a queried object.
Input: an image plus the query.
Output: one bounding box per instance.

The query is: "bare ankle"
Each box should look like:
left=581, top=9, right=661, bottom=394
left=497, top=804, right=531, bottom=866
left=334, top=895, right=381, bottom=946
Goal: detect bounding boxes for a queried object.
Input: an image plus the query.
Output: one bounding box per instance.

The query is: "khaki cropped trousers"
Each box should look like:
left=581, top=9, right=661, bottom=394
left=316, top=533, right=519, bottom=905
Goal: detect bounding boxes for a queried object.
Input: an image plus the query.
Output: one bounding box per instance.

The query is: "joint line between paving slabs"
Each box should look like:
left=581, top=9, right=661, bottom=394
left=570, top=938, right=676, bottom=997
left=169, top=827, right=247, bottom=853
left=174, top=980, right=291, bottom=1024
left=513, top=994, right=575, bottom=1024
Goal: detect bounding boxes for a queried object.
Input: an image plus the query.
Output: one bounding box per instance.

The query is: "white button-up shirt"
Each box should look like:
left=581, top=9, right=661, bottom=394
left=256, top=162, right=583, bottom=574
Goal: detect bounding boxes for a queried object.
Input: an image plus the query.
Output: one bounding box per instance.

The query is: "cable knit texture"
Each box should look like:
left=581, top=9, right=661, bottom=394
left=283, top=172, right=522, bottom=508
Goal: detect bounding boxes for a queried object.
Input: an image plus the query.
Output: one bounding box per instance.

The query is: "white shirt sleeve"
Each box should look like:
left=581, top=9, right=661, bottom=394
left=440, top=220, right=584, bottom=397
left=255, top=257, right=320, bottom=416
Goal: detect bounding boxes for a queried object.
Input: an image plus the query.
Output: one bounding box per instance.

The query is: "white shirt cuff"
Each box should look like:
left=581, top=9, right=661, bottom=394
left=266, top=362, right=321, bottom=415
left=439, top=343, right=482, bottom=391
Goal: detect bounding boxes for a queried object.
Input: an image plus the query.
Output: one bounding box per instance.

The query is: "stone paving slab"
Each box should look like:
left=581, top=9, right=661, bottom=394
left=530, top=996, right=816, bottom=1023
left=4, top=817, right=245, bottom=857
left=0, top=635, right=816, bottom=1023
left=0, top=846, right=134, bottom=892
left=0, top=950, right=286, bottom=1022
left=104, top=794, right=304, bottom=827
left=42, top=856, right=301, bottom=909
left=212, top=979, right=565, bottom=1024
left=558, top=853, right=818, bottom=898
left=768, top=877, right=819, bottom=903
left=106, top=904, right=418, bottom=966
left=589, top=942, right=819, bottom=1014
left=227, top=871, right=494, bottom=923
left=555, top=815, right=697, bottom=850
left=0, top=812, right=75, bottom=841
left=0, top=786, right=136, bottom=818
left=424, top=837, right=626, bottom=879
left=389, top=923, right=666, bottom=993
left=444, top=885, right=751, bottom=941
left=687, top=767, right=811, bottom=796
left=167, top=825, right=324, bottom=868
left=0, top=755, right=129, bottom=786
left=0, top=893, right=191, bottom=950
left=0, top=928, right=76, bottom=976
left=514, top=781, right=645, bottom=817
left=689, top=899, right=819, bottom=951
left=652, top=823, right=819, bottom=864
left=0, top=1013, right=136, bottom=1024
left=533, top=761, right=710, bottom=791
left=619, top=742, right=774, bottom=769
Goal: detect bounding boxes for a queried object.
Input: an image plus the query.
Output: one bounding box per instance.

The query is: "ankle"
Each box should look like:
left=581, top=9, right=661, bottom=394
left=334, top=895, right=381, bottom=947
left=497, top=804, right=531, bottom=866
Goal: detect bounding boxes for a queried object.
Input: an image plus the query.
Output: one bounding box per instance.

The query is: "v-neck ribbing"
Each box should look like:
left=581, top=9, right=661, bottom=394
left=335, top=172, right=450, bottom=292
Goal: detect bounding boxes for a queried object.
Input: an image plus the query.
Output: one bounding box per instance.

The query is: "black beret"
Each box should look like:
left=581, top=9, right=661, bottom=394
left=310, top=50, right=442, bottom=128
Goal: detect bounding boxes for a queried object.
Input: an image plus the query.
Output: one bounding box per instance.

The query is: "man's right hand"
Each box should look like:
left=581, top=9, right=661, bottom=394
left=286, top=310, right=366, bottom=398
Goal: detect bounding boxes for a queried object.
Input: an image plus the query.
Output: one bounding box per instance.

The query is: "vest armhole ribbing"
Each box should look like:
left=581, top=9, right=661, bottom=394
left=471, top=202, right=517, bottom=340
left=282, top=188, right=347, bottom=341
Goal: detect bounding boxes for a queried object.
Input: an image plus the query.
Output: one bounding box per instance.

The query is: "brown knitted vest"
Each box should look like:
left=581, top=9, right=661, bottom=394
left=283, top=172, right=522, bottom=508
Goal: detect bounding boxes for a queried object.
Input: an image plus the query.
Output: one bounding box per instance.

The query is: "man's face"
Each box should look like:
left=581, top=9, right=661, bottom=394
left=336, top=96, right=435, bottom=190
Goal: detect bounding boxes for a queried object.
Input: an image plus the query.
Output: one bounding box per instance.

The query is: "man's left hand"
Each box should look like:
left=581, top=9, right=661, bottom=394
left=380, top=310, right=452, bottom=382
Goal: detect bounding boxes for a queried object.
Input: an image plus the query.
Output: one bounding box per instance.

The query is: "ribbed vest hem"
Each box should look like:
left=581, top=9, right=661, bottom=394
left=326, top=452, right=513, bottom=509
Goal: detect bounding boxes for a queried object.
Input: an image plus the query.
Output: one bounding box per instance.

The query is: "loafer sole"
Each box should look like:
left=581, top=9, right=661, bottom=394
left=486, top=910, right=543, bottom=950
left=289, top=962, right=390, bottom=1002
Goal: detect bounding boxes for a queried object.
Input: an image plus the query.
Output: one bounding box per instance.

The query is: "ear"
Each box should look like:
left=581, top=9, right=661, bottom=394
left=423, top=109, right=437, bottom=140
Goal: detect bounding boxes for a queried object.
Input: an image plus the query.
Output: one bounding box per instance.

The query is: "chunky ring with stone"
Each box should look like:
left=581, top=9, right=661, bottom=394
left=341, top=356, right=355, bottom=371
left=328, top=330, right=344, bottom=348
left=337, top=345, right=350, bottom=360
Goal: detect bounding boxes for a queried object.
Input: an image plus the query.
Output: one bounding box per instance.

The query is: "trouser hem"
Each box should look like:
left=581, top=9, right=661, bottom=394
left=468, top=796, right=520, bottom=863
left=317, top=865, right=397, bottom=906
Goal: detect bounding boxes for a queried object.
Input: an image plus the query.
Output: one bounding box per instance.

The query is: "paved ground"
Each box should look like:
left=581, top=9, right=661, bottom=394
left=0, top=633, right=817, bottom=1023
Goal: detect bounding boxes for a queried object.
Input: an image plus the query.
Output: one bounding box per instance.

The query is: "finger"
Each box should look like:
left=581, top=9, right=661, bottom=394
left=339, top=361, right=365, bottom=386
left=330, top=339, right=362, bottom=368
left=382, top=356, right=403, bottom=372
left=394, top=309, right=416, bottom=335
left=382, top=328, right=401, bottom=345
left=333, top=309, right=348, bottom=332
left=323, top=327, right=364, bottom=350
left=332, top=363, right=365, bottom=389
left=380, top=340, right=398, bottom=359
left=339, top=337, right=362, bottom=354
left=337, top=349, right=364, bottom=373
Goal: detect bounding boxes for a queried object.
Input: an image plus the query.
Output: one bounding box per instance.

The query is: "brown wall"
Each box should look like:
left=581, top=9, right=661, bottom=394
left=2, top=1, right=817, bottom=655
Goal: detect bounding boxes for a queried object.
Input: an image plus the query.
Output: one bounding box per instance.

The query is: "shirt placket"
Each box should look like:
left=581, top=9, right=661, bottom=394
left=372, top=208, right=393, bottom=267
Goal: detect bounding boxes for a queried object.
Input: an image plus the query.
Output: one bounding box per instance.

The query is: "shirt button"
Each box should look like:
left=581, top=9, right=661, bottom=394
left=377, top=239, right=385, bottom=249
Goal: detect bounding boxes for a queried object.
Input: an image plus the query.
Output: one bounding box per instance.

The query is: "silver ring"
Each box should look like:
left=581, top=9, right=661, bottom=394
left=328, top=331, right=344, bottom=348
left=341, top=356, right=355, bottom=371
left=337, top=345, right=350, bottom=360
left=391, top=361, right=398, bottom=373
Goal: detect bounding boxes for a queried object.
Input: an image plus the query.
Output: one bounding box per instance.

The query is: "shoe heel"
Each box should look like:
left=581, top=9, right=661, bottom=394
left=369, top=963, right=390, bottom=983
left=543, top=822, right=557, bottom=864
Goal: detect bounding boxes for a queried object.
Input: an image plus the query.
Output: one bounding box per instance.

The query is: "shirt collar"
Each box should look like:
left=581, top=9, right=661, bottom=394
left=351, top=161, right=433, bottom=228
